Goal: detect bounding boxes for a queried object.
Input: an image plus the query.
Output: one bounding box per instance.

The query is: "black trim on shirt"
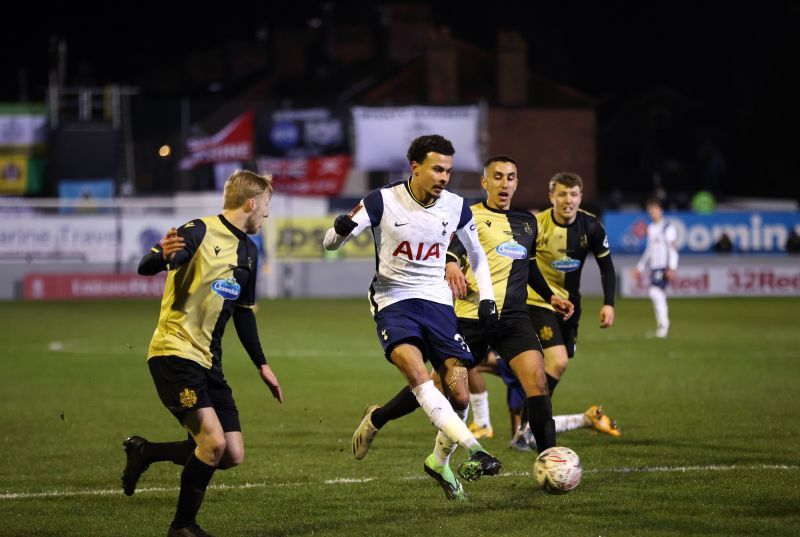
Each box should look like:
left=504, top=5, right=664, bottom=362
left=218, top=214, right=247, bottom=240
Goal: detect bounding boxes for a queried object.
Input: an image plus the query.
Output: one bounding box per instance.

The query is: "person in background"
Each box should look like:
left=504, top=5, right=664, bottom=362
left=635, top=198, right=679, bottom=338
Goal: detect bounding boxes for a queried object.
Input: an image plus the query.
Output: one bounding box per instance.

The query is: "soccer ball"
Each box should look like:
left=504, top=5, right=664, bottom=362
left=533, top=446, right=582, bottom=494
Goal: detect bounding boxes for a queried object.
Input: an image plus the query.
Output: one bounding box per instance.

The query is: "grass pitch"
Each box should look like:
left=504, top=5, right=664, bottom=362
left=0, top=297, right=798, bottom=536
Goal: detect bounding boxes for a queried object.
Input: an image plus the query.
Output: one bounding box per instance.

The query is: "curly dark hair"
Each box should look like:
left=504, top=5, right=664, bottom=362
left=406, top=135, right=455, bottom=165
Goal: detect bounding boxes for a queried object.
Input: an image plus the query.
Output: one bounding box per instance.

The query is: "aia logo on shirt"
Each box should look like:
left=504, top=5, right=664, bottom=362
left=392, top=241, right=441, bottom=261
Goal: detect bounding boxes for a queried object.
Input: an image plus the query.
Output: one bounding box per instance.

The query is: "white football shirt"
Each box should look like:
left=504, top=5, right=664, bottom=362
left=637, top=220, right=679, bottom=271
left=324, top=178, right=494, bottom=314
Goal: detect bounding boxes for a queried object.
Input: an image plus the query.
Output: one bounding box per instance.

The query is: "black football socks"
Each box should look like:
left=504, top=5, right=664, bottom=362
left=526, top=395, right=557, bottom=452
left=172, top=453, right=216, bottom=529
left=371, top=386, right=420, bottom=429
left=142, top=438, right=196, bottom=466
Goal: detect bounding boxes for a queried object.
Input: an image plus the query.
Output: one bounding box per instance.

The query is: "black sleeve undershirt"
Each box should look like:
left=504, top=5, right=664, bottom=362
left=596, top=254, right=616, bottom=307
left=137, top=250, right=168, bottom=275
left=446, top=234, right=467, bottom=265
left=528, top=260, right=554, bottom=303
left=137, top=220, right=204, bottom=275
left=233, top=307, right=267, bottom=368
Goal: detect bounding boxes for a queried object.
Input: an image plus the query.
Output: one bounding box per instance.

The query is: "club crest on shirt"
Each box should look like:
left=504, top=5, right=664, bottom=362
left=212, top=277, right=241, bottom=300
left=523, top=221, right=532, bottom=235
left=179, top=388, right=198, bottom=408
left=496, top=239, right=528, bottom=260
left=551, top=256, right=581, bottom=272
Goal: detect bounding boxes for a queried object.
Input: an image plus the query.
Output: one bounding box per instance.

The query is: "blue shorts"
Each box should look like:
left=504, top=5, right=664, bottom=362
left=374, top=299, right=474, bottom=369
left=497, top=355, right=526, bottom=411
left=651, top=268, right=668, bottom=289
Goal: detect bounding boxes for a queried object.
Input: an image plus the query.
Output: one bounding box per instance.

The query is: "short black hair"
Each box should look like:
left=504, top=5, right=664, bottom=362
left=483, top=155, right=517, bottom=170
left=407, top=135, right=455, bottom=165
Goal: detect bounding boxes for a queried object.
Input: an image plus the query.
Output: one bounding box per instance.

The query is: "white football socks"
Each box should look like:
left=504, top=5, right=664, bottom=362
left=554, top=412, right=588, bottom=433
left=469, top=390, right=491, bottom=427
left=649, top=285, right=670, bottom=333
left=412, top=380, right=479, bottom=451
left=433, top=406, right=469, bottom=467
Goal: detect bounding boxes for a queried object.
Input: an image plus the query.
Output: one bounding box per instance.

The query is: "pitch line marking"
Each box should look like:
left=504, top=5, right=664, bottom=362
left=0, top=464, right=795, bottom=501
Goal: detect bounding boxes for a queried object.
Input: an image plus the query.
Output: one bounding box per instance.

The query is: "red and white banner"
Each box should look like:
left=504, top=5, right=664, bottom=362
left=256, top=155, right=351, bottom=196
left=24, top=273, right=167, bottom=300
left=621, top=265, right=800, bottom=297
left=179, top=111, right=254, bottom=171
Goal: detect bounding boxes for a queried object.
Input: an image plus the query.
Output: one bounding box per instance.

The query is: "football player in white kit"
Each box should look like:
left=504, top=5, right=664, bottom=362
left=323, top=135, right=503, bottom=490
left=635, top=198, right=679, bottom=338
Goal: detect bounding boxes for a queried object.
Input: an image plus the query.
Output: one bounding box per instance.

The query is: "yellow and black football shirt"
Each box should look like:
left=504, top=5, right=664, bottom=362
left=143, top=215, right=258, bottom=369
left=448, top=202, right=544, bottom=319
left=527, top=208, right=613, bottom=310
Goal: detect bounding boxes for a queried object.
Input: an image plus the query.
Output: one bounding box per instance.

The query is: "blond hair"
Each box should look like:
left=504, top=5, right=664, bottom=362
left=223, top=170, right=273, bottom=209
left=548, top=172, right=583, bottom=193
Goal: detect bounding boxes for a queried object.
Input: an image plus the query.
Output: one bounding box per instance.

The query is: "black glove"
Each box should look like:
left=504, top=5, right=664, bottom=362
left=478, top=299, right=499, bottom=331
left=334, top=214, right=358, bottom=236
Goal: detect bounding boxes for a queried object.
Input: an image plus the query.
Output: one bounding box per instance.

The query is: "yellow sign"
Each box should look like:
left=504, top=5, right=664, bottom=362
left=275, top=217, right=374, bottom=259
left=0, top=155, right=28, bottom=195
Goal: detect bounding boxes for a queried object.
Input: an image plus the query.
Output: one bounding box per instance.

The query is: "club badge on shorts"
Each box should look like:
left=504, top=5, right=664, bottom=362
left=179, top=388, right=198, bottom=408
left=539, top=326, right=554, bottom=341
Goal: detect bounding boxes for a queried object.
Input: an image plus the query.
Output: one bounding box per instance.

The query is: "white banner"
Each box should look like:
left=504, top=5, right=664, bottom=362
left=0, top=114, right=47, bottom=146
left=0, top=216, right=118, bottom=262
left=1, top=213, right=263, bottom=266
left=352, top=106, right=482, bottom=171
left=121, top=216, right=190, bottom=264
left=621, top=265, right=800, bottom=297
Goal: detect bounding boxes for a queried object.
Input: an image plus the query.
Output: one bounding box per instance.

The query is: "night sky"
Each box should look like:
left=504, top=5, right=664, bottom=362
left=3, top=2, right=799, bottom=200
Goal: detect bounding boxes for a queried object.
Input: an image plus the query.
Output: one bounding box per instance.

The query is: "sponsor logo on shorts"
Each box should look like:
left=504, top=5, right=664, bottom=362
left=212, top=277, right=241, bottom=300
left=454, top=333, right=471, bottom=353
left=539, top=326, right=554, bottom=341
left=179, top=388, right=198, bottom=408
left=496, top=240, right=528, bottom=260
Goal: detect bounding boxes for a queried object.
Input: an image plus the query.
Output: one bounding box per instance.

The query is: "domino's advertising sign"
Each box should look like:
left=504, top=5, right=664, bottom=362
left=604, top=211, right=800, bottom=254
